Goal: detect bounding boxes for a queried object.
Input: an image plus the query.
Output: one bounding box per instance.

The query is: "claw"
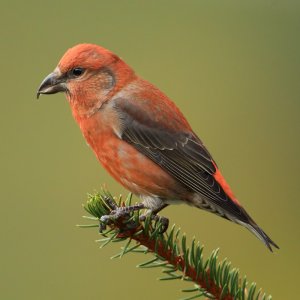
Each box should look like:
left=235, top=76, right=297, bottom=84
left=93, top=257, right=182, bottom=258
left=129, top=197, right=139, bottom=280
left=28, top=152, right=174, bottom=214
left=99, top=222, right=107, bottom=233
left=160, top=217, right=169, bottom=233
left=155, top=215, right=169, bottom=233
left=99, top=214, right=115, bottom=232
left=99, top=203, right=145, bottom=232
left=139, top=214, right=169, bottom=234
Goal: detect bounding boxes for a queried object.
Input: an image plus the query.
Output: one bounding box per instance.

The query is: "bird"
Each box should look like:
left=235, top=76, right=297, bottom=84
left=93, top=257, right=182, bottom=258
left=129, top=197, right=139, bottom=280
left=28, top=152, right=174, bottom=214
left=37, top=43, right=279, bottom=251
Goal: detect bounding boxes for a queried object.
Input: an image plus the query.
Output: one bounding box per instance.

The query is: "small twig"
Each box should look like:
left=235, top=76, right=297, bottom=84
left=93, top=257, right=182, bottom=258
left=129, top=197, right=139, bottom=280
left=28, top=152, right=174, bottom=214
left=79, top=190, right=272, bottom=300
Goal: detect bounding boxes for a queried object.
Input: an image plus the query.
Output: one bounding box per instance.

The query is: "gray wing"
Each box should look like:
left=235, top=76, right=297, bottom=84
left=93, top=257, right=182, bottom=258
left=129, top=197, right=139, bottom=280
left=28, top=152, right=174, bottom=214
left=114, top=97, right=245, bottom=219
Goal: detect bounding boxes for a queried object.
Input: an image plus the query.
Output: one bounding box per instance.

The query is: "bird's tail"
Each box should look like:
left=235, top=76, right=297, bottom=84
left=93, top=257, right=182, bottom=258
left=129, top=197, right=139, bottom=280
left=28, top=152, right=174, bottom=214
left=236, top=219, right=279, bottom=252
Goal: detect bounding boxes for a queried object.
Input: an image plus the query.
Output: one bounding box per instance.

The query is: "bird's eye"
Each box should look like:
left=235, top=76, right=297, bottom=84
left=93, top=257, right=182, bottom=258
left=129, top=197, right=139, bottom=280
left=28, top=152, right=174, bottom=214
left=71, top=67, right=85, bottom=77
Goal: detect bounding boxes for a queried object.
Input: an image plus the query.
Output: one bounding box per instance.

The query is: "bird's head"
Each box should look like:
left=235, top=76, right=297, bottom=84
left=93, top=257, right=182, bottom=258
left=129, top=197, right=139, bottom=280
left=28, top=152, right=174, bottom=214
left=37, top=44, right=135, bottom=116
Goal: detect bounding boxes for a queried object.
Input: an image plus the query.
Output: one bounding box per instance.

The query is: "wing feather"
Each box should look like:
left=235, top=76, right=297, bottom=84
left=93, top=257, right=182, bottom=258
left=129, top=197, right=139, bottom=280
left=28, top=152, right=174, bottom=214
left=113, top=97, right=245, bottom=220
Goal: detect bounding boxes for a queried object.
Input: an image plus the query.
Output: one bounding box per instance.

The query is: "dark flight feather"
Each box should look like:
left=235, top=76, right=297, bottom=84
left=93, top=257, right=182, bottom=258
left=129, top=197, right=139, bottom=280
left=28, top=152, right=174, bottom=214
left=113, top=97, right=279, bottom=251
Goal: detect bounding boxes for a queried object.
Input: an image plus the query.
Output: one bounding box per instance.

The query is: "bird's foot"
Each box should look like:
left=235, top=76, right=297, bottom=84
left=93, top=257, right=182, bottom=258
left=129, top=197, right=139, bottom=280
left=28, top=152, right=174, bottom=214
left=99, top=196, right=169, bottom=234
left=139, top=213, right=169, bottom=233
left=99, top=198, right=145, bottom=232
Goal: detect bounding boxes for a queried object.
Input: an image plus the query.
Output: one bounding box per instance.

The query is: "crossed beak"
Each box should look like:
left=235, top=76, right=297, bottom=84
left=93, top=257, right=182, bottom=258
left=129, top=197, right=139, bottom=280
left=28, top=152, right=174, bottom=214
left=37, top=71, right=66, bottom=99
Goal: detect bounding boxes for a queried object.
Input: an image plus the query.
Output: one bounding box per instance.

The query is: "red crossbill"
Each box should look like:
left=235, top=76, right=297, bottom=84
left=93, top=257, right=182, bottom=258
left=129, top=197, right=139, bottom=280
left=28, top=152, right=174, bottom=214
left=37, top=44, right=278, bottom=251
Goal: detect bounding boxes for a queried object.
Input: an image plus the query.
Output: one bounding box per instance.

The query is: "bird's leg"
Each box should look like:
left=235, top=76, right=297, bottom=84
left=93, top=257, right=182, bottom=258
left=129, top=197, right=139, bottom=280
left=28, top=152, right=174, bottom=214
left=99, top=197, right=145, bottom=232
left=140, top=213, right=169, bottom=234
left=139, top=203, right=169, bottom=233
left=99, top=196, right=169, bottom=234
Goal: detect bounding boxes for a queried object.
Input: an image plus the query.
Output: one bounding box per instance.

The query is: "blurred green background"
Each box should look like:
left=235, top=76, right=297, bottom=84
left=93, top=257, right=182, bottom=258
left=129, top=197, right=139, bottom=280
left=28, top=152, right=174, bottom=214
left=1, top=0, right=299, bottom=299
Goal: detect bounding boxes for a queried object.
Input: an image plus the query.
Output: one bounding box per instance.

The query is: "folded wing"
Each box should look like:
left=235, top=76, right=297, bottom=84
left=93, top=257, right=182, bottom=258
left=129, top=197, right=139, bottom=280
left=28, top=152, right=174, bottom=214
left=113, top=96, right=245, bottom=220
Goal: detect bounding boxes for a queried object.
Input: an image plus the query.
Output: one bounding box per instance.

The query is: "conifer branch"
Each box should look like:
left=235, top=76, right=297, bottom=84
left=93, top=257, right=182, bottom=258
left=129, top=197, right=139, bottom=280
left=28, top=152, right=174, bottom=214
left=78, top=190, right=272, bottom=300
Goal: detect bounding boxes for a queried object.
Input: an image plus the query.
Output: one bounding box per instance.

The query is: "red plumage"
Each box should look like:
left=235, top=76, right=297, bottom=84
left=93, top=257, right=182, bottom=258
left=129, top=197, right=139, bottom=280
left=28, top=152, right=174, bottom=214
left=37, top=44, right=278, bottom=251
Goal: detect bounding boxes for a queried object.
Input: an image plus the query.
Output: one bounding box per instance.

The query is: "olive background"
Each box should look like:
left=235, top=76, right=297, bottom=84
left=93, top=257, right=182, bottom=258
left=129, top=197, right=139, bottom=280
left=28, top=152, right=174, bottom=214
left=1, top=1, right=299, bottom=299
